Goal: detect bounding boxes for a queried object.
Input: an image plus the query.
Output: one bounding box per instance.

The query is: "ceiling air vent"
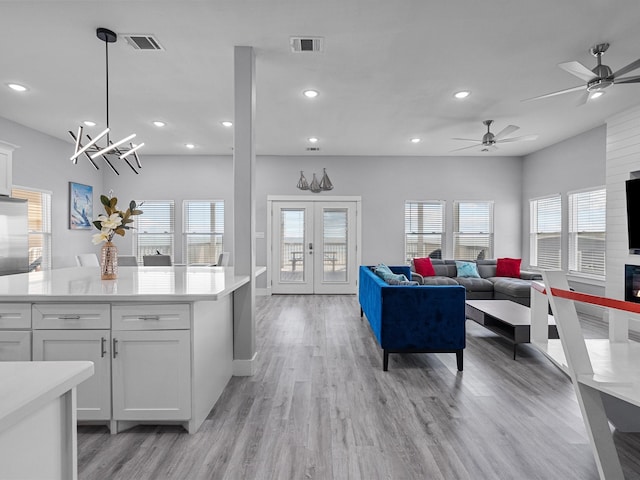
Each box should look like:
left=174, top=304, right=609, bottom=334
left=122, top=34, right=164, bottom=51
left=306, top=147, right=320, bottom=151
left=290, top=36, right=324, bottom=53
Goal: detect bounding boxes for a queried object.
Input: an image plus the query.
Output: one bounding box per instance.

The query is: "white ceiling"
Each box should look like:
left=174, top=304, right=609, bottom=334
left=1, top=0, right=640, bottom=158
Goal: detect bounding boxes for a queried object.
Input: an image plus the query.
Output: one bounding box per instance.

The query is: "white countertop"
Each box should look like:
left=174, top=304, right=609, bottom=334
left=0, top=361, right=94, bottom=432
left=0, top=266, right=264, bottom=302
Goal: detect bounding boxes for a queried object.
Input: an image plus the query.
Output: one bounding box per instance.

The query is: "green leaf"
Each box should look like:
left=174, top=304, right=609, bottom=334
left=132, top=209, right=143, bottom=215
left=100, top=195, right=110, bottom=206
left=92, top=220, right=102, bottom=231
left=129, top=200, right=136, bottom=211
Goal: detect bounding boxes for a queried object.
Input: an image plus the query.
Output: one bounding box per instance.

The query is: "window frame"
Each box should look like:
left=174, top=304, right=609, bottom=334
left=11, top=185, right=52, bottom=271
left=568, top=186, right=606, bottom=278
left=404, top=200, right=445, bottom=263
left=452, top=200, right=494, bottom=260
left=133, top=199, right=175, bottom=261
left=182, top=199, right=225, bottom=265
left=529, top=194, right=562, bottom=270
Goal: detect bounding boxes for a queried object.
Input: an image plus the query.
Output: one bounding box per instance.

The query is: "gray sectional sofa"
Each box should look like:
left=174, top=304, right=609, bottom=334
left=410, top=259, right=542, bottom=306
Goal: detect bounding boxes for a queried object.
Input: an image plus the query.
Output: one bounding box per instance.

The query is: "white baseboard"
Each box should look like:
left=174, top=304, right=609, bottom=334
left=233, top=351, right=258, bottom=376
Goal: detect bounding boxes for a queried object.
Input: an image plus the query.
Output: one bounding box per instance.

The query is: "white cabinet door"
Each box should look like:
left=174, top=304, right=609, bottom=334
left=33, top=329, right=111, bottom=420
left=112, top=330, right=191, bottom=421
left=0, top=330, right=31, bottom=360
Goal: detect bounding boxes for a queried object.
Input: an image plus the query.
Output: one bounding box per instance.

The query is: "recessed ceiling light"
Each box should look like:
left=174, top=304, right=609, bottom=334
left=221, top=121, right=233, bottom=127
left=185, top=143, right=195, bottom=149
left=303, top=89, right=319, bottom=98
left=153, top=121, right=166, bottom=127
left=7, top=83, right=27, bottom=92
left=83, top=121, right=96, bottom=127
left=410, top=138, right=421, bottom=143
left=453, top=90, right=470, bottom=99
left=308, top=137, right=319, bottom=143
left=590, top=91, right=605, bottom=99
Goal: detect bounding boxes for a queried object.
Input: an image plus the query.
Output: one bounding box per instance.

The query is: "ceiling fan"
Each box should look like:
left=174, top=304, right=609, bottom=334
left=451, top=120, right=538, bottom=152
left=524, top=43, right=640, bottom=104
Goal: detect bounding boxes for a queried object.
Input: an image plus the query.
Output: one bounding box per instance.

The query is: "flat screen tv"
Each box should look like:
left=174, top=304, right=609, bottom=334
left=626, top=178, right=640, bottom=254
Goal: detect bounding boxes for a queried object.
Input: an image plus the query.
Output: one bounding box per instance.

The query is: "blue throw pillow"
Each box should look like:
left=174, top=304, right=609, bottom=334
left=455, top=261, right=481, bottom=278
left=374, top=263, right=408, bottom=283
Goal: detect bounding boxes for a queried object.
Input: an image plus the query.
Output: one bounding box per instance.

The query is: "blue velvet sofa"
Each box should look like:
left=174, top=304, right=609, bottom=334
left=359, top=265, right=466, bottom=371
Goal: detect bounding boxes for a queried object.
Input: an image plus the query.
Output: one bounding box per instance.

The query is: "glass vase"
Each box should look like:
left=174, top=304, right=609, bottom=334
left=100, top=241, right=118, bottom=280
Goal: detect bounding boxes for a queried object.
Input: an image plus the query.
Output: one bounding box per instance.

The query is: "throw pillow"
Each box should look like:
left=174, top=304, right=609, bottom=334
left=455, top=260, right=481, bottom=278
left=496, top=258, right=522, bottom=278
left=413, top=257, right=436, bottom=277
left=374, top=263, right=408, bottom=283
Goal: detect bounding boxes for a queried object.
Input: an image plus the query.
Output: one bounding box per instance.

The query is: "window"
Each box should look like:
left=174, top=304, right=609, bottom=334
left=11, top=186, right=52, bottom=271
left=133, top=200, right=175, bottom=260
left=453, top=201, right=494, bottom=260
left=530, top=195, right=561, bottom=269
left=404, top=201, right=444, bottom=262
left=568, top=187, right=606, bottom=277
left=183, top=200, right=224, bottom=265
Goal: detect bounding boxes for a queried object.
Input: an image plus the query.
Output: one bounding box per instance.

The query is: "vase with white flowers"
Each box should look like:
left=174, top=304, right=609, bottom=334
left=92, top=193, right=143, bottom=279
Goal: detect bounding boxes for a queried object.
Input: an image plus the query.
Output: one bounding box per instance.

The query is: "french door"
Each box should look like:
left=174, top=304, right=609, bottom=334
left=270, top=198, right=360, bottom=294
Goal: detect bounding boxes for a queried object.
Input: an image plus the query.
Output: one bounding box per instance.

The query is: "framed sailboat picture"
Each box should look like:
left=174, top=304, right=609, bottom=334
left=69, top=182, right=93, bottom=230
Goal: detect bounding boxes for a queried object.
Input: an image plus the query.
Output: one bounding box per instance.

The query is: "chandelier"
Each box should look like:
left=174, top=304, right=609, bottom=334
left=68, top=27, right=143, bottom=175
left=297, top=168, right=333, bottom=193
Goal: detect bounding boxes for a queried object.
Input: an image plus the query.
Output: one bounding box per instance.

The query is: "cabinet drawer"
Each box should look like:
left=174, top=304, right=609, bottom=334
left=0, top=330, right=31, bottom=361
left=32, top=304, right=110, bottom=329
left=112, top=304, right=190, bottom=330
left=0, top=303, right=31, bottom=329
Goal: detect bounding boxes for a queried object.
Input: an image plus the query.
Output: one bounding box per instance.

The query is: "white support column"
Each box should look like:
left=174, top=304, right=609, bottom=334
left=232, top=46, right=257, bottom=376
left=608, top=309, right=629, bottom=343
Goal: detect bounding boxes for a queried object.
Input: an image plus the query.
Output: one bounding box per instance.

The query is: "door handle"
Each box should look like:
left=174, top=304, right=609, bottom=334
left=309, top=242, right=313, bottom=252
left=113, top=338, right=118, bottom=358
left=101, top=337, right=107, bottom=358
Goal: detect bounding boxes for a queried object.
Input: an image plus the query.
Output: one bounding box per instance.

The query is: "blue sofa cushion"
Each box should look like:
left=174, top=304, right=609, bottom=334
left=374, top=263, right=409, bottom=284
left=455, top=261, right=481, bottom=278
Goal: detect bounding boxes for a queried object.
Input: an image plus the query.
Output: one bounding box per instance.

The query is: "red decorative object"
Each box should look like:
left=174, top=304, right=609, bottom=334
left=496, top=258, right=521, bottom=278
left=413, top=257, right=436, bottom=277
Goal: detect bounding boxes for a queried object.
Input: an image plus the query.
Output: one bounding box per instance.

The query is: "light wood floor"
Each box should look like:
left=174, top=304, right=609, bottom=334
left=78, top=295, right=640, bottom=479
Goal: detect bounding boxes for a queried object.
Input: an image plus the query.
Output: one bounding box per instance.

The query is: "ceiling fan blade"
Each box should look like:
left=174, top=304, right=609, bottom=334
left=497, top=134, right=539, bottom=143
left=576, top=90, right=590, bottom=106
left=612, top=58, right=640, bottom=78
left=450, top=143, right=483, bottom=152
left=494, top=125, right=519, bottom=141
left=614, top=75, right=640, bottom=85
left=451, top=137, right=480, bottom=142
left=522, top=85, right=586, bottom=102
left=559, top=61, right=596, bottom=82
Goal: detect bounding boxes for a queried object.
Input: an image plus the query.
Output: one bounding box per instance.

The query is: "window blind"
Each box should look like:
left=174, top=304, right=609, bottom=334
left=11, top=187, right=52, bottom=271
left=183, top=200, right=224, bottom=264
left=404, top=201, right=444, bottom=263
left=530, top=195, right=561, bottom=269
left=568, top=188, right=606, bottom=276
left=453, top=201, right=493, bottom=260
left=134, top=200, right=175, bottom=260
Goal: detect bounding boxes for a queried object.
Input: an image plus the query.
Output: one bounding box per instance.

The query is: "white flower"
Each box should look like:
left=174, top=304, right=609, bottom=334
left=98, top=213, right=123, bottom=230
left=91, top=230, right=111, bottom=245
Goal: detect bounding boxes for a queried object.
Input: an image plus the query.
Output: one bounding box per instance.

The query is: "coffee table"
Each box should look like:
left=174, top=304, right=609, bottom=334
left=465, top=299, right=558, bottom=359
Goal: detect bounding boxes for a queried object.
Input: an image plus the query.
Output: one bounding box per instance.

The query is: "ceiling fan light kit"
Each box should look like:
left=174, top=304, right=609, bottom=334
left=68, top=27, right=143, bottom=175
left=524, top=42, right=640, bottom=104
left=451, top=120, right=539, bottom=152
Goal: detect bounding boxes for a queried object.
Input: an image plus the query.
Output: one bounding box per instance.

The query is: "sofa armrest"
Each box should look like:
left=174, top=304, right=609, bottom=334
left=410, top=272, right=424, bottom=284
left=520, top=270, right=542, bottom=280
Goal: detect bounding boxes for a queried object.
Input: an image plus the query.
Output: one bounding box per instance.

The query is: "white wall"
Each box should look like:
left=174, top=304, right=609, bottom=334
left=255, top=155, right=524, bottom=269
left=521, top=125, right=606, bottom=270
left=605, top=105, right=640, bottom=300
left=2, top=116, right=528, bottom=282
left=1, top=117, right=103, bottom=268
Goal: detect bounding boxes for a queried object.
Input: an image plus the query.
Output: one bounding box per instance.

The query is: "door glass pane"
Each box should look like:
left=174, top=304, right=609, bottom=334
left=280, top=209, right=305, bottom=282
left=323, top=209, right=347, bottom=282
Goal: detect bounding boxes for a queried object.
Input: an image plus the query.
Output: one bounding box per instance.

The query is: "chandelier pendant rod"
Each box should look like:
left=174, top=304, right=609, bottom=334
left=104, top=33, right=110, bottom=145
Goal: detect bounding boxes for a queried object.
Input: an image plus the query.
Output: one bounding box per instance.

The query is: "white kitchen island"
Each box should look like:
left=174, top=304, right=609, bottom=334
left=0, top=266, right=252, bottom=434
left=0, top=361, right=94, bottom=480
